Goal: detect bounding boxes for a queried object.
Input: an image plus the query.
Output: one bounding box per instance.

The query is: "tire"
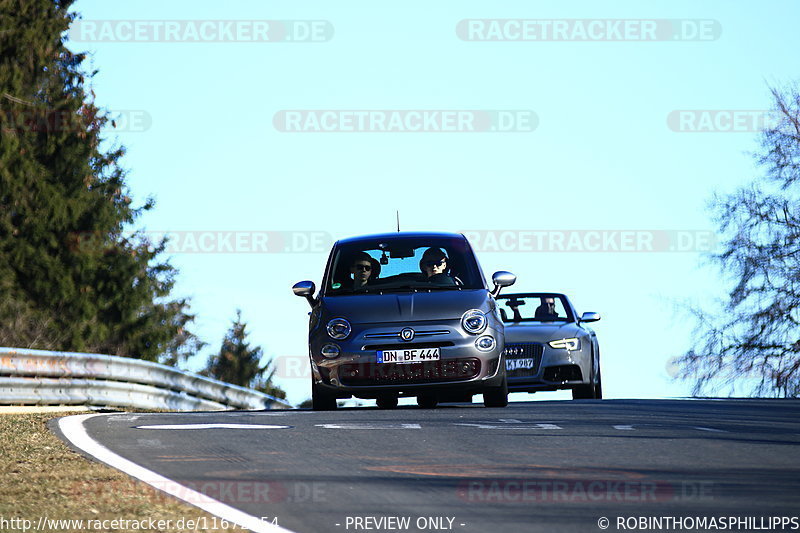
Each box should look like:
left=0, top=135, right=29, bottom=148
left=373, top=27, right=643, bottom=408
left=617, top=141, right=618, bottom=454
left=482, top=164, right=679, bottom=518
left=376, top=395, right=398, bottom=409
left=571, top=384, right=594, bottom=400
left=417, top=394, right=439, bottom=409
left=572, top=355, right=600, bottom=400
left=483, top=376, right=508, bottom=408
left=311, top=379, right=337, bottom=411
left=594, top=366, right=603, bottom=400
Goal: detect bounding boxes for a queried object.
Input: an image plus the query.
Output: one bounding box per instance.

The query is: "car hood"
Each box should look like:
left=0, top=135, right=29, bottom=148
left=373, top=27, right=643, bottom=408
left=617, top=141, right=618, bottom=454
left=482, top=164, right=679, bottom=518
left=320, top=289, right=491, bottom=324
left=503, top=321, right=582, bottom=342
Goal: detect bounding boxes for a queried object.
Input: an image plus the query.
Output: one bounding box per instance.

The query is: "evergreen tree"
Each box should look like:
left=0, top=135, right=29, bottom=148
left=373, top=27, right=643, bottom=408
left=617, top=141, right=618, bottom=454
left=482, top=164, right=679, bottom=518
left=204, top=310, right=286, bottom=399
left=676, top=84, right=800, bottom=397
left=0, top=0, right=202, bottom=363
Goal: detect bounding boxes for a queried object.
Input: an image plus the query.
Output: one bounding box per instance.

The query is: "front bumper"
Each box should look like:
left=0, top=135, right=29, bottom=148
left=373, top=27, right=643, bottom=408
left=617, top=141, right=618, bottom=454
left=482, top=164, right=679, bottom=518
left=310, top=321, right=505, bottom=399
left=504, top=342, right=592, bottom=393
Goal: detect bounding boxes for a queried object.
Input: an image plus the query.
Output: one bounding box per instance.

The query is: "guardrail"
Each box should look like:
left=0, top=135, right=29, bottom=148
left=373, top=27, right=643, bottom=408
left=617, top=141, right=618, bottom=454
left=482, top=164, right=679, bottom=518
left=0, top=347, right=293, bottom=411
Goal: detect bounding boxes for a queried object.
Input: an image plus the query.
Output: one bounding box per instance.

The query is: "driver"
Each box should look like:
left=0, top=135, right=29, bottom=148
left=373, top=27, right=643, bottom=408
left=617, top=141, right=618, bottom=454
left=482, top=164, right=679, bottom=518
left=420, top=247, right=456, bottom=286
left=534, top=297, right=559, bottom=320
left=350, top=252, right=375, bottom=289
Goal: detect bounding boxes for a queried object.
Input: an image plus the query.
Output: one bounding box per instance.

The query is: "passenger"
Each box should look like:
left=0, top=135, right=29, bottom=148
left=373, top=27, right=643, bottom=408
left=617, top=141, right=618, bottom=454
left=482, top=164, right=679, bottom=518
left=350, top=252, right=375, bottom=289
left=506, top=298, right=525, bottom=322
left=420, top=247, right=456, bottom=286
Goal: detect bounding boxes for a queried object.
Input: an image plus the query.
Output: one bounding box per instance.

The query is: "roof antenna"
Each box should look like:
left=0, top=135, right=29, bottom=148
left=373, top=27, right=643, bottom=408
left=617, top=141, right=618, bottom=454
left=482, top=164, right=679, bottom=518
left=396, top=210, right=400, bottom=232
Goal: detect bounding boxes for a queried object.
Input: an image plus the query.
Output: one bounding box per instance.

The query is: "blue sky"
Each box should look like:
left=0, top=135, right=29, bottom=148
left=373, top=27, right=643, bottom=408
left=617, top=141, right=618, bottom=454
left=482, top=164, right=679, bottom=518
left=68, top=0, right=799, bottom=405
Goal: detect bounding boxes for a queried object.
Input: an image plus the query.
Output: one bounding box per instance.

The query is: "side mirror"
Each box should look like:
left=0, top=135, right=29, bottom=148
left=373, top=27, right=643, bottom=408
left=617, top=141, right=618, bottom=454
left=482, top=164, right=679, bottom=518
left=292, top=280, right=316, bottom=307
left=579, top=312, right=600, bottom=323
left=491, top=271, right=516, bottom=297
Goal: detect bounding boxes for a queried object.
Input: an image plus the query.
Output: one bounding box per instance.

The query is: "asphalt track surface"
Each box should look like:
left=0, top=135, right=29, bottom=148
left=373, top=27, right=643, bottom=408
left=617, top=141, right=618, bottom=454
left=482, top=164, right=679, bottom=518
left=57, top=399, right=800, bottom=533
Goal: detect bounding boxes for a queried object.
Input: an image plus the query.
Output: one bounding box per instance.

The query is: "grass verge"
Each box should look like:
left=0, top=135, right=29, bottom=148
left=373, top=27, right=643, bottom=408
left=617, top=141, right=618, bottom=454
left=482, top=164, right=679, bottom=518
left=0, top=413, right=241, bottom=532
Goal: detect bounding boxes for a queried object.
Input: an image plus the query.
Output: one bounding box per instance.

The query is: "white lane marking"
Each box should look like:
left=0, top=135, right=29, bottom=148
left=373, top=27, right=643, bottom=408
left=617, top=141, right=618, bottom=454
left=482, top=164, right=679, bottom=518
left=534, top=423, right=563, bottom=430
left=498, top=419, right=523, bottom=423
left=58, top=414, right=295, bottom=533
left=454, top=423, right=563, bottom=430
left=613, top=425, right=635, bottom=431
left=315, top=423, right=421, bottom=430
left=136, top=424, right=291, bottom=430
left=693, top=426, right=728, bottom=433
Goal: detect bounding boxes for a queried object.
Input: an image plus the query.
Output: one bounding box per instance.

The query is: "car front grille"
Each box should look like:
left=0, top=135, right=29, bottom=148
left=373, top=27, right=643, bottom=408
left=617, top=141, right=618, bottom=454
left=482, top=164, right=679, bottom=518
left=363, top=329, right=450, bottom=339
left=504, top=343, right=544, bottom=377
left=362, top=341, right=454, bottom=351
left=338, top=358, right=481, bottom=386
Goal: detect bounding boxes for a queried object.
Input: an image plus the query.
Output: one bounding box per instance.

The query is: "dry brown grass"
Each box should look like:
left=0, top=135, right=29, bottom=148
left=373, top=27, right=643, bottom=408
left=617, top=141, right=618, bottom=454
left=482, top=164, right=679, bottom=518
left=0, top=413, right=241, bottom=532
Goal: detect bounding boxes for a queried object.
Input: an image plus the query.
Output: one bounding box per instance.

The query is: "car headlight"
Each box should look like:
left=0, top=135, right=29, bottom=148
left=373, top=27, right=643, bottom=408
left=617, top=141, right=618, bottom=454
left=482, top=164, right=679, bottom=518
left=548, top=337, right=581, bottom=351
left=475, top=335, right=496, bottom=352
left=461, top=309, right=487, bottom=334
left=326, top=318, right=351, bottom=340
left=320, top=344, right=341, bottom=358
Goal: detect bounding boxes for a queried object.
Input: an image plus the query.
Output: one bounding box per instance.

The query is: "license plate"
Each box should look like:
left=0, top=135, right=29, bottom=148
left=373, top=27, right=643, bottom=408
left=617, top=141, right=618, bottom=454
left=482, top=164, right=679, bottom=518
left=507, top=358, right=537, bottom=371
left=377, top=347, right=441, bottom=364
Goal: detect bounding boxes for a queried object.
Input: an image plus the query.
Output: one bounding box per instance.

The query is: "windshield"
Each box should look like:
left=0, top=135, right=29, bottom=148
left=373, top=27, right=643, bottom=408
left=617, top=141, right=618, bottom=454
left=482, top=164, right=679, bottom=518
left=324, top=236, right=485, bottom=295
left=496, top=294, right=574, bottom=323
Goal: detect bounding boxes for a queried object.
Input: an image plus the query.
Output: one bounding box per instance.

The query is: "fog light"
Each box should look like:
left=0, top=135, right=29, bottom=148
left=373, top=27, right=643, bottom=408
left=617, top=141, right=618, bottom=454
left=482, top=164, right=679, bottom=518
left=475, top=336, right=495, bottom=352
left=321, top=344, right=340, bottom=359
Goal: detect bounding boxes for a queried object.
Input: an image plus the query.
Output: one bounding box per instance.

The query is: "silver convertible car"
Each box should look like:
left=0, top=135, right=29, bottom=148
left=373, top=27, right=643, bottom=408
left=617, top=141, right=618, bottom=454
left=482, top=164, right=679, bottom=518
left=496, top=292, right=602, bottom=399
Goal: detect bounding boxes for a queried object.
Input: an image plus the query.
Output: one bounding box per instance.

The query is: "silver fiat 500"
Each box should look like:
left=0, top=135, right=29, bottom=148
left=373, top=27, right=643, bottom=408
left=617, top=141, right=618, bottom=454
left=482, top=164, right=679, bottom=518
left=292, top=232, right=516, bottom=410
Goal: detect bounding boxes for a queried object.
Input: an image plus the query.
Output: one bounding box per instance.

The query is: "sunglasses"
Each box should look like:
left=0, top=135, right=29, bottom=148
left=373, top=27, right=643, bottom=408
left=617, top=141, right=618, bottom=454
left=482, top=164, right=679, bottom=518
left=353, top=264, right=372, bottom=271
left=424, top=259, right=446, bottom=268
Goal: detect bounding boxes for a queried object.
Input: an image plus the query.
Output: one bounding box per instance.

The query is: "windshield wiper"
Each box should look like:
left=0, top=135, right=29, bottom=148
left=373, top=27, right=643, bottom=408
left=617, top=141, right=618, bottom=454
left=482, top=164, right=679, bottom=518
left=326, top=288, right=374, bottom=296
left=378, top=284, right=462, bottom=293
left=382, top=285, right=419, bottom=292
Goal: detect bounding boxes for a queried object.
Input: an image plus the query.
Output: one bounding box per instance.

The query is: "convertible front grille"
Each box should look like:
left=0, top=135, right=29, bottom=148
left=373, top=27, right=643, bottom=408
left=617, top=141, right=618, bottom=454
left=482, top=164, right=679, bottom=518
left=339, top=358, right=480, bottom=386
left=504, top=343, right=544, bottom=377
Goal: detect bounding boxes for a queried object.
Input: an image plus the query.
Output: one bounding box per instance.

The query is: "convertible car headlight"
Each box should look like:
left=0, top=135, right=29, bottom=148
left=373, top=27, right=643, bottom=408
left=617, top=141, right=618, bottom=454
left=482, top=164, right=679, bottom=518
left=326, top=318, right=351, bottom=340
left=548, top=337, right=580, bottom=351
left=461, top=309, right=487, bottom=334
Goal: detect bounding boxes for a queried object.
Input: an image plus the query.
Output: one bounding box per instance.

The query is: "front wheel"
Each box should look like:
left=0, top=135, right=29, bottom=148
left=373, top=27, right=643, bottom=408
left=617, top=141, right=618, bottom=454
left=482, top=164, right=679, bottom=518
left=376, top=395, right=398, bottom=409
left=417, top=394, right=439, bottom=409
left=594, top=367, right=603, bottom=399
left=483, top=377, right=508, bottom=408
left=572, top=357, right=600, bottom=400
left=311, top=379, right=337, bottom=411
